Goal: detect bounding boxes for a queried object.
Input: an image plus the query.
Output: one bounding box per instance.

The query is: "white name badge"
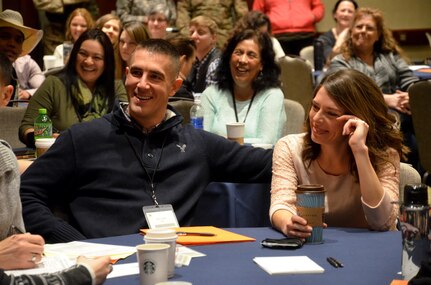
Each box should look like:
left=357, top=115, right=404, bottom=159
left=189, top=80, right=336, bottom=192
left=142, top=204, right=179, bottom=229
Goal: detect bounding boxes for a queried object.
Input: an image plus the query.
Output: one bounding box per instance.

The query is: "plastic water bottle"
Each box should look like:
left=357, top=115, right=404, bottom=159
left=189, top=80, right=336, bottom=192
left=313, top=39, right=325, bottom=71
left=400, top=184, right=430, bottom=280
left=34, top=108, right=52, bottom=140
left=190, top=94, right=204, bottom=129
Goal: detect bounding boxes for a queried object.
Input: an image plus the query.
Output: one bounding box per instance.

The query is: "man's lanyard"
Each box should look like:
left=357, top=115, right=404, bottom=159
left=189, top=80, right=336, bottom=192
left=125, top=132, right=168, bottom=206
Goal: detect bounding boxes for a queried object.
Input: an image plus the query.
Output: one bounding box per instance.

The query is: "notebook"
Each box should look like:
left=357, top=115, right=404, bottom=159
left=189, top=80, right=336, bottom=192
left=253, top=256, right=325, bottom=275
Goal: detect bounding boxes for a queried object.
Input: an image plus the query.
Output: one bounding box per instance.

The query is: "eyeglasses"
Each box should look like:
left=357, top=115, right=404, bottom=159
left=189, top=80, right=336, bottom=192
left=148, top=17, right=167, bottom=23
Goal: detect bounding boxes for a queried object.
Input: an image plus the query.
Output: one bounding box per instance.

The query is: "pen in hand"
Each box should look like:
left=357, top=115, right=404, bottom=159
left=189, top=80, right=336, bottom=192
left=327, top=257, right=343, bottom=268
left=7, top=224, right=25, bottom=236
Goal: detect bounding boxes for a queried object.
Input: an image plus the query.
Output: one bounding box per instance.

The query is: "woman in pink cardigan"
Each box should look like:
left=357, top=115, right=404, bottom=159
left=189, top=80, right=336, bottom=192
left=271, top=69, right=407, bottom=238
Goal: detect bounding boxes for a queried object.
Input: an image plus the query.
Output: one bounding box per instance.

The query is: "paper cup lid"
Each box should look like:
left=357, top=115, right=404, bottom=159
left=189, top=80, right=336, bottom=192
left=295, top=184, right=325, bottom=193
left=136, top=243, right=170, bottom=250
left=145, top=228, right=177, bottom=239
left=35, top=138, right=56, bottom=147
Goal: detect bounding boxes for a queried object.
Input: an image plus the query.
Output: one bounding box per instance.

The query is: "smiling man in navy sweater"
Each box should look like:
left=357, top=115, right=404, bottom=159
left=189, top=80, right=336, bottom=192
left=20, top=39, right=273, bottom=243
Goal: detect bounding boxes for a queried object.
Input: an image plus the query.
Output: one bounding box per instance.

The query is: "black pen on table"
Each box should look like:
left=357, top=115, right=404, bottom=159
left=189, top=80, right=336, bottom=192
left=327, top=257, right=344, bottom=268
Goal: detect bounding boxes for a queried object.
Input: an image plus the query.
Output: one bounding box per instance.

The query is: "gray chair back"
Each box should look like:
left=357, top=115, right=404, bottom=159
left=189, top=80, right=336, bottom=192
left=284, top=99, right=305, bottom=135
left=0, top=107, right=26, bottom=148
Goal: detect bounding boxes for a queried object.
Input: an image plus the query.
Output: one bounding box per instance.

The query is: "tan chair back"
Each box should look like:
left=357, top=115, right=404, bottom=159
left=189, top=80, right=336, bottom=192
left=0, top=107, right=26, bottom=148
left=168, top=100, right=194, bottom=125
left=278, top=56, right=314, bottom=112
left=399, top=162, right=422, bottom=203
left=299, top=45, right=314, bottom=70
left=284, top=99, right=305, bottom=135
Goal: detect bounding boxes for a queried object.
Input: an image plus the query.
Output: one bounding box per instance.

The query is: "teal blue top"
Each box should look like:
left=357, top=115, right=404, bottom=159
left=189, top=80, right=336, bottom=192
left=201, top=85, right=287, bottom=145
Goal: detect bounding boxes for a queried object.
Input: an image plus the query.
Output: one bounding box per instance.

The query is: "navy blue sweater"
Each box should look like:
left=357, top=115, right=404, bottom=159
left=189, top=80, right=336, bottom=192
left=20, top=104, right=272, bottom=243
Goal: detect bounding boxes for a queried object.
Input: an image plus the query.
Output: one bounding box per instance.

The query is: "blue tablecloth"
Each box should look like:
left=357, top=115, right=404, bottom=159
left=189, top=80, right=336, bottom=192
left=193, top=182, right=271, bottom=228
left=414, top=70, right=431, bottom=80
left=94, top=227, right=402, bottom=285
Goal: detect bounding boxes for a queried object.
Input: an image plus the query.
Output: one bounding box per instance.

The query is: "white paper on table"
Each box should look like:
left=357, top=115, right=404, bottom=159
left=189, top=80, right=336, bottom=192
left=409, top=65, right=430, bottom=71
left=253, top=256, right=325, bottom=275
left=109, top=262, right=139, bottom=279
left=176, top=244, right=205, bottom=267
left=8, top=241, right=206, bottom=278
left=44, top=241, right=136, bottom=260
left=5, top=255, right=75, bottom=276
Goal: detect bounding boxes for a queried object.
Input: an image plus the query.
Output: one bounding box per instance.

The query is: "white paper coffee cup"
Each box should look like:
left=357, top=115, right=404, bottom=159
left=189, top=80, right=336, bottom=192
left=43, top=55, right=57, bottom=71
left=251, top=143, right=273, bottom=149
left=136, top=243, right=170, bottom=285
left=35, top=138, right=56, bottom=157
left=226, top=122, right=245, bottom=145
left=144, top=229, right=178, bottom=278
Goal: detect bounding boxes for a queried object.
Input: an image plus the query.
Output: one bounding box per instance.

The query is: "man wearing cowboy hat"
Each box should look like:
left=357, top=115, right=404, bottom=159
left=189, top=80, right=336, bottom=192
left=0, top=9, right=45, bottom=102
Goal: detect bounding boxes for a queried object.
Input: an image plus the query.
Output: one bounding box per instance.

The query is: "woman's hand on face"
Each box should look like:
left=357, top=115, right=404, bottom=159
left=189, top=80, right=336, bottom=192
left=338, top=115, right=369, bottom=152
left=384, top=91, right=411, bottom=115
left=334, top=28, right=350, bottom=52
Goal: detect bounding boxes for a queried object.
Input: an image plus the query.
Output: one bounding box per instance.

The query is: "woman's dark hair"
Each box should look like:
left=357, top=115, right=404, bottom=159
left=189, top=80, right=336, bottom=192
left=216, top=29, right=280, bottom=93
left=332, top=0, right=358, bottom=16
left=302, top=69, right=407, bottom=179
left=58, top=28, right=116, bottom=121
left=0, top=52, right=12, bottom=86
left=167, top=35, right=196, bottom=61
left=234, top=11, right=273, bottom=34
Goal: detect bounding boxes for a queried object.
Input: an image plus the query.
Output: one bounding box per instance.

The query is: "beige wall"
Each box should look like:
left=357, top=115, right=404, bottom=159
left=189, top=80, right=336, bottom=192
left=317, top=0, right=431, bottom=61
left=317, top=0, right=431, bottom=31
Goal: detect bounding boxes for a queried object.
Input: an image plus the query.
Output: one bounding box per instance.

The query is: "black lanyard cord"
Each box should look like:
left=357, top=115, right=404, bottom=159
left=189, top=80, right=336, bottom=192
left=125, top=131, right=168, bottom=206
left=231, top=91, right=256, bottom=123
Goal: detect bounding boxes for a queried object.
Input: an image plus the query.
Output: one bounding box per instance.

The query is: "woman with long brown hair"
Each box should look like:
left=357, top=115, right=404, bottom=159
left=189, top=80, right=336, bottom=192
left=271, top=69, right=406, bottom=238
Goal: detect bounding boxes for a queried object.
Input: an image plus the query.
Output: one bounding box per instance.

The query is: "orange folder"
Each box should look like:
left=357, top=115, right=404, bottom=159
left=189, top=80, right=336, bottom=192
left=390, top=280, right=408, bottom=285
left=140, top=226, right=256, bottom=245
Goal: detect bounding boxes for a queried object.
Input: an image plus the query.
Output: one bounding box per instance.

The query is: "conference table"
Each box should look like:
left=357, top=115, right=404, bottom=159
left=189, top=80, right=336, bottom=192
left=91, top=227, right=403, bottom=285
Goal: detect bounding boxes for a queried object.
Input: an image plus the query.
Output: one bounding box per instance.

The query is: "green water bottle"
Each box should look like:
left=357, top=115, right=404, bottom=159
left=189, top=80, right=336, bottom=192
left=34, top=108, right=52, bottom=140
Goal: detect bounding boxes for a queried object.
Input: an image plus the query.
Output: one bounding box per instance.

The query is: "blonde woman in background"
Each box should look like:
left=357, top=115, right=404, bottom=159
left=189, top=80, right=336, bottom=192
left=53, top=8, right=95, bottom=67
left=96, top=14, right=122, bottom=79
left=118, top=21, right=150, bottom=79
left=187, top=16, right=221, bottom=93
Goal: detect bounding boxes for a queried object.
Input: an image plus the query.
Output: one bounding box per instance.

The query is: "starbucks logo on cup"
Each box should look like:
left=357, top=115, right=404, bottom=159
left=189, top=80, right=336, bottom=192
left=143, top=260, right=156, bottom=275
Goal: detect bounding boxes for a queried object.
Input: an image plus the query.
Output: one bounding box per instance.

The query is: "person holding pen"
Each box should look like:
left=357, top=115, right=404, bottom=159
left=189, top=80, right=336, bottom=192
left=0, top=52, right=111, bottom=285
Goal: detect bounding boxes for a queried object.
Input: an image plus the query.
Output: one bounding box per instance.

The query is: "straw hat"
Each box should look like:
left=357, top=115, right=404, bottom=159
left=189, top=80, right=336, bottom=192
left=0, top=9, right=43, bottom=56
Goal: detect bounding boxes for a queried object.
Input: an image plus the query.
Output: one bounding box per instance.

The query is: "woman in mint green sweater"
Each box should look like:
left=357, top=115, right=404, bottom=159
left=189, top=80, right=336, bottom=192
left=201, top=29, right=286, bottom=145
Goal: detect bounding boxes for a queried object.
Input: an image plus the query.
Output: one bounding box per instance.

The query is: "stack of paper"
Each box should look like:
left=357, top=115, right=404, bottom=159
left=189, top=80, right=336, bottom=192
left=253, top=256, right=325, bottom=275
